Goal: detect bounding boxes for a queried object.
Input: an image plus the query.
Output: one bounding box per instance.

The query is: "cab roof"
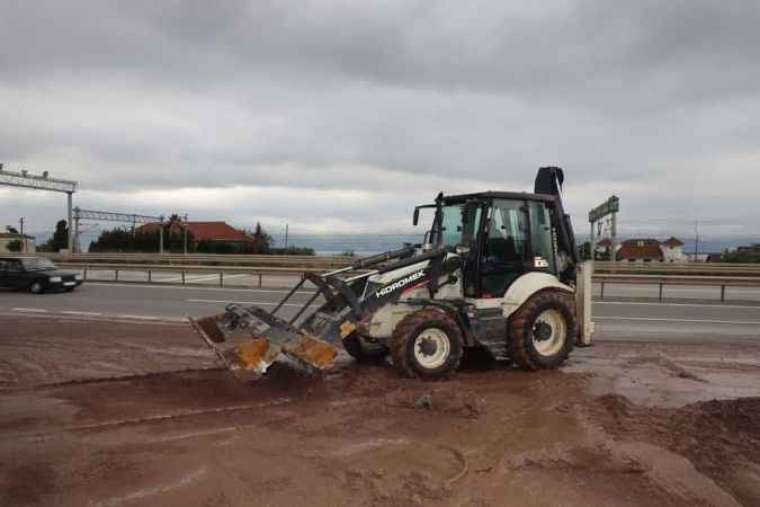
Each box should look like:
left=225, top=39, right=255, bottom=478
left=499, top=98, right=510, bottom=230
left=441, top=191, right=557, bottom=204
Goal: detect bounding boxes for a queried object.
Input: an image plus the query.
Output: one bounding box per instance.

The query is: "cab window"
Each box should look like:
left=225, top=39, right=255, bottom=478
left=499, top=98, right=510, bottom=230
left=486, top=199, right=528, bottom=263
left=528, top=202, right=556, bottom=273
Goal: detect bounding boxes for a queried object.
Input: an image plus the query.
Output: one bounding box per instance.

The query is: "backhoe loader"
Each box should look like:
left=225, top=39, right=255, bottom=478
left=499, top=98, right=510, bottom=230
left=190, top=166, right=593, bottom=380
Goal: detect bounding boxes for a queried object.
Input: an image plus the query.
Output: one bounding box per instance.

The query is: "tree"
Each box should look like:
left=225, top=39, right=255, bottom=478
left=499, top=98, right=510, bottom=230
left=579, top=241, right=592, bottom=261
left=721, top=246, right=760, bottom=263
left=251, top=222, right=272, bottom=254
left=5, top=226, right=18, bottom=234
left=6, top=239, right=22, bottom=252
left=39, top=220, right=69, bottom=252
left=89, top=225, right=193, bottom=253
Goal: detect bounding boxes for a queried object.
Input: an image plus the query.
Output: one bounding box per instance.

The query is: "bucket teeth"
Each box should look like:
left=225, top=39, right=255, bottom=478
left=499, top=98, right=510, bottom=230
left=223, top=338, right=282, bottom=378
left=189, top=311, right=338, bottom=381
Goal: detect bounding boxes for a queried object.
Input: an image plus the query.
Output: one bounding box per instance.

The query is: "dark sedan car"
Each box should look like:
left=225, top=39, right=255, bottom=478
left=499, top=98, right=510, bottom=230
left=0, top=256, right=83, bottom=293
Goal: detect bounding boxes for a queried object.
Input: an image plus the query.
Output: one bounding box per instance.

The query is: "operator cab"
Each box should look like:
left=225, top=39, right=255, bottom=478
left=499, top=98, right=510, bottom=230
left=414, top=189, right=577, bottom=299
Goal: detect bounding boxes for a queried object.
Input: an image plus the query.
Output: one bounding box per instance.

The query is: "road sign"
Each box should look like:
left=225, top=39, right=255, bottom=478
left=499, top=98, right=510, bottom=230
left=589, top=195, right=619, bottom=223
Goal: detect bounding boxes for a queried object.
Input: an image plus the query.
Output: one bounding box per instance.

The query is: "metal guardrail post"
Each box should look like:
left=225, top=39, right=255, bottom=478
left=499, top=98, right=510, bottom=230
left=84, top=267, right=88, bottom=280
left=600, top=282, right=605, bottom=300
left=721, top=285, right=726, bottom=302
left=182, top=271, right=186, bottom=285
left=258, top=273, right=262, bottom=288
left=115, top=269, right=119, bottom=281
left=220, top=272, right=224, bottom=287
left=148, top=269, right=152, bottom=283
left=658, top=283, right=663, bottom=301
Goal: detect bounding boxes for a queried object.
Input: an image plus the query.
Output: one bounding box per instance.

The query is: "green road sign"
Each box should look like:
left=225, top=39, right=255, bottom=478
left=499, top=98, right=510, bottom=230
left=589, top=195, right=619, bottom=223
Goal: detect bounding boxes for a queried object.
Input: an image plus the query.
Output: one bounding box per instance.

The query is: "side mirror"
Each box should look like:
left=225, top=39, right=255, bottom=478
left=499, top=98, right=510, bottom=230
left=413, top=207, right=420, bottom=226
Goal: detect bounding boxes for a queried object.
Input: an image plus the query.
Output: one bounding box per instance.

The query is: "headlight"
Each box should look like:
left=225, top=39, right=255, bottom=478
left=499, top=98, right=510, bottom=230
left=49, top=276, right=62, bottom=283
left=75, top=274, right=83, bottom=280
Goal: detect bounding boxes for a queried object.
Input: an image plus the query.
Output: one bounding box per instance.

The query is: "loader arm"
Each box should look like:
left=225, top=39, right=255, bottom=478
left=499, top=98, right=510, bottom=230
left=189, top=245, right=457, bottom=379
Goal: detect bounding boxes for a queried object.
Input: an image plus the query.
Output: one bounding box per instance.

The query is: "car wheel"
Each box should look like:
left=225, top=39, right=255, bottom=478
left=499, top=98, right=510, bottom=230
left=30, top=281, right=44, bottom=294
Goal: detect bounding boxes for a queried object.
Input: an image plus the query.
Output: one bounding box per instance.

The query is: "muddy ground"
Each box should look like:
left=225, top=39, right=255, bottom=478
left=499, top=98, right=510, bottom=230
left=1, top=315, right=760, bottom=506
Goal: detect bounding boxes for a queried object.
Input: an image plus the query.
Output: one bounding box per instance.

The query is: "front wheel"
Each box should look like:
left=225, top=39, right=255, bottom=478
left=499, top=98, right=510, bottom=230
left=391, top=308, right=464, bottom=379
left=30, top=281, right=44, bottom=294
left=343, top=334, right=387, bottom=363
left=509, top=290, right=577, bottom=370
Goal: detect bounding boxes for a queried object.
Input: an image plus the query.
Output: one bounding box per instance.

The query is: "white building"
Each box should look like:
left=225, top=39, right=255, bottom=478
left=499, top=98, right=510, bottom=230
left=0, top=232, right=36, bottom=254
left=661, top=237, right=686, bottom=263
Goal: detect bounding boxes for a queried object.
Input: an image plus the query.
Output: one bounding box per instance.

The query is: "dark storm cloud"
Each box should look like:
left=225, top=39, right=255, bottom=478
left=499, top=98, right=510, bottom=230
left=1, top=0, right=759, bottom=236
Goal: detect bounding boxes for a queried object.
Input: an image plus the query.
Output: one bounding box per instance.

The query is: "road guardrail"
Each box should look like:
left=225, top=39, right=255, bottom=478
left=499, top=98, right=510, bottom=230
left=59, top=263, right=327, bottom=288
left=595, top=273, right=760, bottom=302
left=47, top=254, right=760, bottom=275
left=593, top=261, right=760, bottom=277
left=58, top=261, right=760, bottom=301
left=45, top=252, right=352, bottom=269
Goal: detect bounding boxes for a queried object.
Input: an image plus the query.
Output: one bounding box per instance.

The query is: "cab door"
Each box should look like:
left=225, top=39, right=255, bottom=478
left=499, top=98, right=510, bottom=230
left=479, top=199, right=530, bottom=297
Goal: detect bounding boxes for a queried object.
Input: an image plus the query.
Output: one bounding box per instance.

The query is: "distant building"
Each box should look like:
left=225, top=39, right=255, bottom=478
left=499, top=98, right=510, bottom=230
left=137, top=221, right=253, bottom=248
left=615, top=237, right=691, bottom=263
left=0, top=232, right=36, bottom=254
left=660, top=237, right=686, bottom=263
left=616, top=239, right=664, bottom=263
left=592, top=238, right=620, bottom=260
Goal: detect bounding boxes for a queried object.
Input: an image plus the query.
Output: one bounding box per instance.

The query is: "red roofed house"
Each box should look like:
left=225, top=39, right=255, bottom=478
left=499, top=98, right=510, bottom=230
left=661, top=236, right=686, bottom=263
left=138, top=221, right=254, bottom=249
left=616, top=239, right=664, bottom=263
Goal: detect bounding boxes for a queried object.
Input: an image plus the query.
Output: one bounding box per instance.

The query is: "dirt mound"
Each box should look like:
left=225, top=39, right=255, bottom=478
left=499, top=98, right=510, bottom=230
left=676, top=397, right=760, bottom=439
left=590, top=395, right=760, bottom=505
left=668, top=398, right=760, bottom=505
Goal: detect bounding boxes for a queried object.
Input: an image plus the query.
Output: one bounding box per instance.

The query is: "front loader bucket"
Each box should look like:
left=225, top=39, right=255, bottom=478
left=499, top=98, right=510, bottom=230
left=189, top=305, right=338, bottom=381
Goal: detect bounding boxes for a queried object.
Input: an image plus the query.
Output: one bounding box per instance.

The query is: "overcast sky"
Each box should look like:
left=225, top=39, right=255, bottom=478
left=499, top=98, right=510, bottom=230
left=1, top=0, right=759, bottom=241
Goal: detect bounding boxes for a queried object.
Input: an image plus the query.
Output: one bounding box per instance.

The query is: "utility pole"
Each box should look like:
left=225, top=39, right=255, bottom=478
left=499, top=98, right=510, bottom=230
left=183, top=213, right=189, bottom=255
left=159, top=215, right=164, bottom=255
left=610, top=212, right=617, bottom=265
left=284, top=223, right=289, bottom=248
left=694, top=220, right=700, bottom=261
left=73, top=209, right=80, bottom=253
left=66, top=191, right=74, bottom=252
left=19, top=217, right=25, bottom=253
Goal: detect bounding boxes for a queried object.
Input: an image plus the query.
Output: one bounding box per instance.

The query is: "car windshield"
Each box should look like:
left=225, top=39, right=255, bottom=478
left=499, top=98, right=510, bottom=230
left=21, top=258, right=57, bottom=271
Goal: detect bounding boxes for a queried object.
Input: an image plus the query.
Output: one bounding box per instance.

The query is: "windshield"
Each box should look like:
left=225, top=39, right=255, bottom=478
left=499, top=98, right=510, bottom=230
left=437, top=203, right=482, bottom=248
left=21, top=258, right=57, bottom=271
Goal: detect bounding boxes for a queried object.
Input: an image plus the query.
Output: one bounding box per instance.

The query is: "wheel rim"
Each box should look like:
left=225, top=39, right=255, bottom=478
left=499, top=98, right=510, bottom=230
left=31, top=283, right=41, bottom=293
left=532, top=309, right=567, bottom=357
left=413, top=328, right=450, bottom=369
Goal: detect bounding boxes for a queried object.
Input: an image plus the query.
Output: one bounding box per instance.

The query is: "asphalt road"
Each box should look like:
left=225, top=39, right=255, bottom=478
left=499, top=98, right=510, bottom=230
left=2, top=281, right=760, bottom=344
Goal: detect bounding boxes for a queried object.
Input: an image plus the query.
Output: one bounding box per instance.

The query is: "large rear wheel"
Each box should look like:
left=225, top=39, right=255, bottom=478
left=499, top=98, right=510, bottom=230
left=391, top=308, right=464, bottom=379
left=509, top=290, right=576, bottom=370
